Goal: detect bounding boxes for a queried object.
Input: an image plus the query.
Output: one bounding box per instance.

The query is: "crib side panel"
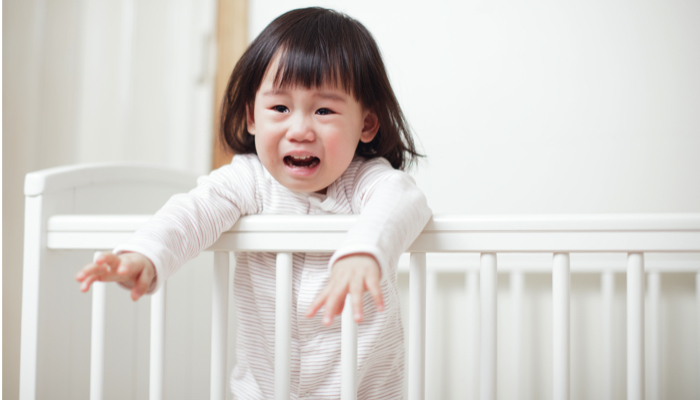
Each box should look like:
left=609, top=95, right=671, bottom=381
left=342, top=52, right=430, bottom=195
left=22, top=168, right=200, bottom=400
left=24, top=186, right=150, bottom=400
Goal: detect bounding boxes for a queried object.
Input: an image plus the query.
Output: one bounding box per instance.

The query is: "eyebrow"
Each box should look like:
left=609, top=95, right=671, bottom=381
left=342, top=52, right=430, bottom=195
left=262, top=90, right=282, bottom=97
left=316, top=92, right=347, bottom=102
left=261, top=89, right=348, bottom=102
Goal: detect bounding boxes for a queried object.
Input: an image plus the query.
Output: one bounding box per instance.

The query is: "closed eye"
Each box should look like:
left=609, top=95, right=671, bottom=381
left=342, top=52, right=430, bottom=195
left=316, top=108, right=334, bottom=115
left=272, top=105, right=289, bottom=113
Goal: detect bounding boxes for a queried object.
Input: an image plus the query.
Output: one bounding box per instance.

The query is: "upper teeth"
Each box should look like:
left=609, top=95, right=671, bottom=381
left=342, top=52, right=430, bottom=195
left=291, top=156, right=312, bottom=160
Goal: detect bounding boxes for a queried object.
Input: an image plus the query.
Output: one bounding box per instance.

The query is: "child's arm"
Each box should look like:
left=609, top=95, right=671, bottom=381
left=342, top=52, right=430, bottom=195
left=307, top=158, right=432, bottom=326
left=76, top=155, right=259, bottom=297
left=75, top=252, right=156, bottom=301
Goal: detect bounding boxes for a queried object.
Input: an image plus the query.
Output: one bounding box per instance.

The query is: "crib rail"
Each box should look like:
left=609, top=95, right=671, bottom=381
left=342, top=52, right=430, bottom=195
left=46, top=213, right=700, bottom=253
left=28, top=213, right=700, bottom=400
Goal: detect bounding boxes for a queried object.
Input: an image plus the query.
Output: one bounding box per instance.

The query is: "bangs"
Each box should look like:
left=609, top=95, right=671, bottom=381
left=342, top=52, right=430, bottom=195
left=267, top=12, right=365, bottom=100
left=272, top=48, right=353, bottom=95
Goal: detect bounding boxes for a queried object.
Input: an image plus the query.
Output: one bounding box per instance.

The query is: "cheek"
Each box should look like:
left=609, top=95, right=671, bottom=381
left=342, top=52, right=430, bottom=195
left=254, top=134, right=275, bottom=162
left=325, top=132, right=358, bottom=163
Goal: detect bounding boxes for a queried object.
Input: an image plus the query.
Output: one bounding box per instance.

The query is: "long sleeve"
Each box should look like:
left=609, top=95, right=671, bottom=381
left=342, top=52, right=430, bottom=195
left=329, top=158, right=432, bottom=280
left=113, top=155, right=259, bottom=293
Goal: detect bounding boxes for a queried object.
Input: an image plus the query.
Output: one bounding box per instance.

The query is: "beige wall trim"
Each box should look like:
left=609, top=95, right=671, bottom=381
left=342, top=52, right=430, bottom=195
left=213, top=0, right=248, bottom=170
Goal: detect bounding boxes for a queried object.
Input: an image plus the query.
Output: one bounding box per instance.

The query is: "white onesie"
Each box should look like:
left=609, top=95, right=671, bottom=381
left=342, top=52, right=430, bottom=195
left=115, top=154, right=431, bottom=399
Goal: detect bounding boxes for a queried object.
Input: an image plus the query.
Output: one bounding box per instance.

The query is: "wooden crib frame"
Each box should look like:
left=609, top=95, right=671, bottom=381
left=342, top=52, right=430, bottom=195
left=20, top=163, right=700, bottom=400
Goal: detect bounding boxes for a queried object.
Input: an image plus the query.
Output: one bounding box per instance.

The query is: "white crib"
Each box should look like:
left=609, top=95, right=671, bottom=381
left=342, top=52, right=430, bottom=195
left=20, top=163, right=700, bottom=400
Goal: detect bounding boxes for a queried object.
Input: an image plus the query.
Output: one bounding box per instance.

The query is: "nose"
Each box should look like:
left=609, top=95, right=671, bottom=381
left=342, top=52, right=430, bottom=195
left=285, top=114, right=315, bottom=143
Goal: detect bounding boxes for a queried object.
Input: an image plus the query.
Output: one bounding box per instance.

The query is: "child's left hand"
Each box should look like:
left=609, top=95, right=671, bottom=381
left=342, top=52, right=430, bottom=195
left=306, top=254, right=385, bottom=326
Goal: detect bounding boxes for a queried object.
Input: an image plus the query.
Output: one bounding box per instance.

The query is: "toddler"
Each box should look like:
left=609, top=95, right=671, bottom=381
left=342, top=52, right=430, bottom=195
left=76, top=7, right=431, bottom=399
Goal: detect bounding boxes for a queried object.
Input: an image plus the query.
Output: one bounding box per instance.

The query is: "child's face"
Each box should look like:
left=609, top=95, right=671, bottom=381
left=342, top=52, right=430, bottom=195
left=247, top=62, right=379, bottom=194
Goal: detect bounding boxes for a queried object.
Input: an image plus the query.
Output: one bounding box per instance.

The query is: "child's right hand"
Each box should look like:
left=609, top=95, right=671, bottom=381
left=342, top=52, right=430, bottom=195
left=75, top=252, right=156, bottom=301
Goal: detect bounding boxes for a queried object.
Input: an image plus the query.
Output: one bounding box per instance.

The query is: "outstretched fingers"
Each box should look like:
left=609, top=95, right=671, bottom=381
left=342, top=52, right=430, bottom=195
left=305, top=254, right=385, bottom=326
left=364, top=269, right=385, bottom=313
left=349, top=275, right=364, bottom=322
left=131, top=263, right=154, bottom=301
left=322, top=286, right=348, bottom=326
left=306, top=286, right=329, bottom=319
left=75, top=252, right=121, bottom=292
left=75, top=251, right=156, bottom=303
left=350, top=269, right=385, bottom=323
left=306, top=282, right=349, bottom=327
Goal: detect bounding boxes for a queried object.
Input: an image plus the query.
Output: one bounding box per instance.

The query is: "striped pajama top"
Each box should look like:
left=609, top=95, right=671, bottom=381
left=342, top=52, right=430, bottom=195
left=114, top=154, right=432, bottom=399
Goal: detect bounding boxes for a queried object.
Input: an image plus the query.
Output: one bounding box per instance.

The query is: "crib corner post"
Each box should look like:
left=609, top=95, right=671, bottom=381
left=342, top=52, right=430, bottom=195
left=19, top=194, right=45, bottom=400
left=697, top=272, right=700, bottom=395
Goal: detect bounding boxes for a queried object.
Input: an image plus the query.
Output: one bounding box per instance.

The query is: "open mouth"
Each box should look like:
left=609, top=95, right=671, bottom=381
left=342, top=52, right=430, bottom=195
left=284, top=155, right=320, bottom=168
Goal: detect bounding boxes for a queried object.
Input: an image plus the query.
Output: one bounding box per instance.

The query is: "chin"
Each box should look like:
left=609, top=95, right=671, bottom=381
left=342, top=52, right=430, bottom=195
left=281, top=180, right=323, bottom=194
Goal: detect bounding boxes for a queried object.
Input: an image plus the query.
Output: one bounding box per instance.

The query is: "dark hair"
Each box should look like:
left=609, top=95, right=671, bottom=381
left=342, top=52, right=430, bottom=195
left=219, top=7, right=421, bottom=170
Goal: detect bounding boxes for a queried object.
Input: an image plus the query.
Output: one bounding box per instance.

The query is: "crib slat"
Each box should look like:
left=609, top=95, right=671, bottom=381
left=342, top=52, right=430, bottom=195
left=601, top=271, right=615, bottom=400
left=275, top=252, right=293, bottom=400
left=627, top=253, right=645, bottom=400
left=553, top=253, right=570, bottom=400
left=409, top=252, right=427, bottom=400
left=466, top=270, right=480, bottom=400
left=480, top=253, right=497, bottom=400
left=90, top=278, right=106, bottom=400
left=341, top=293, right=357, bottom=400
left=211, top=252, right=230, bottom=400
left=149, top=283, right=166, bottom=400
left=697, top=272, right=700, bottom=395
left=510, top=271, right=524, bottom=400
left=425, top=266, right=438, bottom=398
left=648, top=272, right=661, bottom=400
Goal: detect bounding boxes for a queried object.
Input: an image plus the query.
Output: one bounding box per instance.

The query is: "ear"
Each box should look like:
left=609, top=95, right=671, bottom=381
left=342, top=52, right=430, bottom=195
left=246, top=104, right=256, bottom=135
left=360, top=110, right=379, bottom=143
